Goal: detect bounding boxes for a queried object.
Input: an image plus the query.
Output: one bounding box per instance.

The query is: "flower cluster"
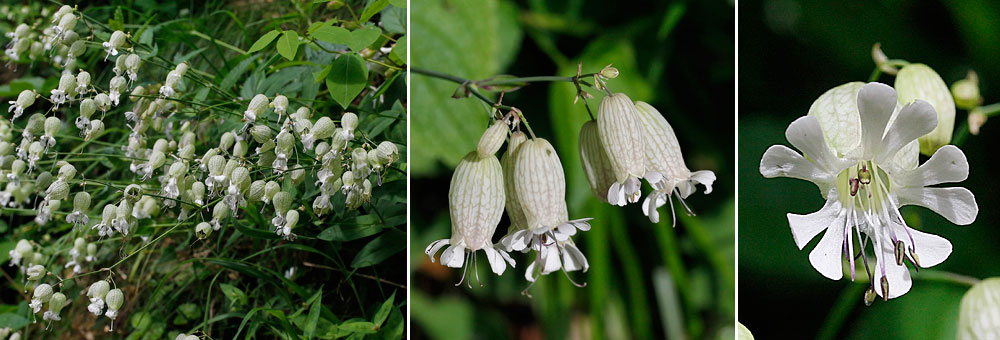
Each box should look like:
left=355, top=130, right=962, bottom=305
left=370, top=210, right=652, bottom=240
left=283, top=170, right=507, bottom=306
left=425, top=75, right=714, bottom=293
left=1, top=3, right=402, bottom=334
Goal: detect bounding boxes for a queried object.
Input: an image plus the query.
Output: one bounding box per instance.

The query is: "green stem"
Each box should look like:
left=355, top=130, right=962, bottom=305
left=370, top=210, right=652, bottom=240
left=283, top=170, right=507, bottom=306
left=913, top=269, right=981, bottom=287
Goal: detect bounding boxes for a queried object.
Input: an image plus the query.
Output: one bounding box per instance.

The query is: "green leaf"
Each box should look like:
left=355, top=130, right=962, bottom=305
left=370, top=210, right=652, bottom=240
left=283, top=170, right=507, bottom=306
left=220, top=55, right=257, bottom=91
left=317, top=215, right=382, bottom=241
left=304, top=288, right=323, bottom=338
left=109, top=7, right=125, bottom=31
left=326, top=53, right=369, bottom=109
left=311, top=26, right=351, bottom=46
left=372, top=292, right=395, bottom=327
left=378, top=306, right=404, bottom=340
left=351, top=230, right=404, bottom=268
left=339, top=321, right=377, bottom=334
left=389, top=0, right=406, bottom=8
left=389, top=35, right=406, bottom=64
left=247, top=29, right=280, bottom=54
left=411, top=0, right=522, bottom=175
left=359, top=0, right=390, bottom=22
left=348, top=26, right=381, bottom=52
left=219, top=283, right=248, bottom=306
left=277, top=31, right=300, bottom=60
left=0, top=313, right=29, bottom=330
left=381, top=6, right=406, bottom=34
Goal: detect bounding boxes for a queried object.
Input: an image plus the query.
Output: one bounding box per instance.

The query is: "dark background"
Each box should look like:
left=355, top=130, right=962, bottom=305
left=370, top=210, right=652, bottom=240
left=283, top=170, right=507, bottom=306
left=411, top=0, right=734, bottom=339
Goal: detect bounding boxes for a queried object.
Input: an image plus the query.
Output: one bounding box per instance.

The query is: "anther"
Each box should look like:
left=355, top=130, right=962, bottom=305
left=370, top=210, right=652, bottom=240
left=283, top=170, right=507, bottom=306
left=880, top=276, right=890, bottom=302
left=909, top=248, right=921, bottom=268
left=849, top=177, right=859, bottom=196
left=858, top=164, right=871, bottom=184
left=894, top=240, right=905, bottom=266
left=864, top=286, right=877, bottom=306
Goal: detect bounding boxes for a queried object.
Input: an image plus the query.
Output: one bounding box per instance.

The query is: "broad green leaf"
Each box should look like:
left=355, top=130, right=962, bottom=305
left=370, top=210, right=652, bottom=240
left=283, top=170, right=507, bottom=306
left=378, top=306, right=404, bottom=340
left=311, top=26, right=351, bottom=46
left=389, top=0, right=405, bottom=8
left=304, top=288, right=322, bottom=338
left=277, top=31, right=300, bottom=60
left=372, top=292, right=395, bottom=327
left=359, top=0, right=390, bottom=22
left=326, top=53, right=369, bottom=109
left=411, top=0, right=522, bottom=175
left=381, top=6, right=406, bottom=34
left=348, top=26, right=381, bottom=52
left=247, top=29, right=280, bottom=54
left=0, top=313, right=29, bottom=330
left=389, top=35, right=406, bottom=64
left=350, top=230, right=404, bottom=268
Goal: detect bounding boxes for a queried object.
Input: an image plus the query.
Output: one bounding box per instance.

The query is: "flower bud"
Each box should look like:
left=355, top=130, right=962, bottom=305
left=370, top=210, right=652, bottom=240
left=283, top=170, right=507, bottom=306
left=108, top=30, right=126, bottom=50
left=58, top=163, right=76, bottom=180
left=219, top=131, right=235, bottom=151
left=294, top=106, right=311, bottom=120
left=312, top=117, right=337, bottom=140
left=208, top=155, right=225, bottom=175
left=599, top=64, right=619, bottom=79
left=178, top=144, right=195, bottom=160
left=58, top=72, right=77, bottom=93
left=276, top=130, right=295, bottom=151
left=968, top=110, right=987, bottom=136
left=952, top=70, right=982, bottom=111
left=231, top=167, right=250, bottom=191
left=148, top=150, right=166, bottom=169
left=213, top=201, right=230, bottom=220
left=263, top=181, right=280, bottom=201
left=87, top=243, right=97, bottom=257
left=80, top=98, right=96, bottom=118
left=233, top=140, right=249, bottom=158
left=94, top=93, right=111, bottom=111
left=449, top=150, right=504, bottom=251
left=377, top=141, right=398, bottom=164
left=58, top=13, right=78, bottom=33
left=895, top=63, right=955, bottom=155
left=477, top=121, right=507, bottom=156
left=69, top=39, right=86, bottom=56
left=34, top=283, right=54, bottom=302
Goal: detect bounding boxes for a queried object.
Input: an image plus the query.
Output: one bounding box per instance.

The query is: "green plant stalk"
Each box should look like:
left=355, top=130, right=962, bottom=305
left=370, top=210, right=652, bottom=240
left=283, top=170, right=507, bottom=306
left=815, top=282, right=866, bottom=340
left=651, top=217, right=698, bottom=336
left=608, top=211, right=654, bottom=339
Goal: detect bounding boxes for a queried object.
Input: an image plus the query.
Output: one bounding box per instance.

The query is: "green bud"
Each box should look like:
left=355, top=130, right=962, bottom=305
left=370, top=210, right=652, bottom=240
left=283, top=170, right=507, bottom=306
left=477, top=121, right=507, bottom=156
left=233, top=140, right=249, bottom=158
left=48, top=292, right=67, bottom=314
left=250, top=125, right=272, bottom=143
left=248, top=180, right=265, bottom=202
left=80, top=98, right=96, bottom=118
left=264, top=181, right=280, bottom=201
left=213, top=201, right=230, bottom=221
left=34, top=283, right=54, bottom=302
left=958, top=278, right=1000, bottom=340
left=73, top=192, right=91, bottom=211
left=105, top=288, right=124, bottom=310
left=272, top=191, right=292, bottom=213
left=88, top=281, right=110, bottom=300
left=341, top=112, right=358, bottom=131
left=231, top=167, right=250, bottom=192
left=895, top=64, right=955, bottom=155
left=208, top=155, right=225, bottom=175
left=35, top=171, right=54, bottom=191
left=219, top=131, right=235, bottom=151
left=285, top=210, right=299, bottom=230
left=69, top=39, right=86, bottom=56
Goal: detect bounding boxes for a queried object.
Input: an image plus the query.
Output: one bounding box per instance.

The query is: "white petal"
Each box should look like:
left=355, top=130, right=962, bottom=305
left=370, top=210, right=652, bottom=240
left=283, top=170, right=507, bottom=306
left=607, top=182, right=625, bottom=206
left=483, top=246, right=507, bottom=275
left=440, top=244, right=466, bottom=268
left=525, top=260, right=538, bottom=282
left=760, top=145, right=836, bottom=187
left=562, top=242, right=589, bottom=272
left=894, top=224, right=952, bottom=268
left=808, top=82, right=865, bottom=155
left=857, top=82, right=898, bottom=159
left=787, top=198, right=844, bottom=250
left=894, top=145, right=968, bottom=187
left=896, top=187, right=978, bottom=225
left=643, top=195, right=661, bottom=223
left=569, top=218, right=592, bottom=231
left=541, top=246, right=562, bottom=275
left=807, top=210, right=847, bottom=280
left=877, top=100, right=937, bottom=163
left=688, top=170, right=716, bottom=195
left=785, top=116, right=844, bottom=173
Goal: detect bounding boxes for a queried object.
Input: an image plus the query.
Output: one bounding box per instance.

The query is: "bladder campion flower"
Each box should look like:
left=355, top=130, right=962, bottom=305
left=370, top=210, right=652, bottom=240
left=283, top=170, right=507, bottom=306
left=760, top=82, right=978, bottom=300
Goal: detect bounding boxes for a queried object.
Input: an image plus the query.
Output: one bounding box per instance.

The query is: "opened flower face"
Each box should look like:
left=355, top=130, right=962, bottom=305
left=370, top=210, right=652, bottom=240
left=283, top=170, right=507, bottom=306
left=760, top=82, right=978, bottom=300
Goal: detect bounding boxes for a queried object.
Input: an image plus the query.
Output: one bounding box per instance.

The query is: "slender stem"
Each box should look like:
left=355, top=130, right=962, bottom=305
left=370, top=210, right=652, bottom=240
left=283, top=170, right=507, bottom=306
left=913, top=269, right=981, bottom=287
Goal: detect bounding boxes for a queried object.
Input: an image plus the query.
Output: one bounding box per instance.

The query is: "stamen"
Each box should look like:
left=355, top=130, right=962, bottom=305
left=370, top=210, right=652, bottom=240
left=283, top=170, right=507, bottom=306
left=894, top=240, right=905, bottom=266
left=454, top=251, right=469, bottom=287
left=667, top=192, right=677, bottom=228
left=473, top=251, right=482, bottom=287
left=864, top=286, right=877, bottom=306
left=672, top=188, right=696, bottom=216
left=880, top=276, right=889, bottom=302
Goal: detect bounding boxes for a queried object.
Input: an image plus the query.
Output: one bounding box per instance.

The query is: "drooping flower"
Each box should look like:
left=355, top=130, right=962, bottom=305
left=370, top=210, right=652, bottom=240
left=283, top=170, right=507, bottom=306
left=87, top=281, right=110, bottom=316
left=596, top=93, right=647, bottom=206
left=425, top=121, right=515, bottom=285
left=499, top=137, right=591, bottom=290
left=102, top=30, right=126, bottom=60
left=760, top=82, right=978, bottom=300
left=633, top=101, right=715, bottom=225
left=7, top=90, right=34, bottom=120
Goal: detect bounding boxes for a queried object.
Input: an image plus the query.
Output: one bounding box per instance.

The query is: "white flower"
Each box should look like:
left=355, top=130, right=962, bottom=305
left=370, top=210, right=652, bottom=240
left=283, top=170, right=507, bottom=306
left=760, top=82, right=978, bottom=300
left=634, top=101, right=715, bottom=225
left=596, top=93, right=648, bottom=206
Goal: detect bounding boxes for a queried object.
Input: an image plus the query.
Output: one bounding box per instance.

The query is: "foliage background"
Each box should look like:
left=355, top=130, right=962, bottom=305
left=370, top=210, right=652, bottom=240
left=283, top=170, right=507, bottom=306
left=739, top=0, right=1000, bottom=339
left=0, top=0, right=406, bottom=338
left=410, top=0, right=734, bottom=339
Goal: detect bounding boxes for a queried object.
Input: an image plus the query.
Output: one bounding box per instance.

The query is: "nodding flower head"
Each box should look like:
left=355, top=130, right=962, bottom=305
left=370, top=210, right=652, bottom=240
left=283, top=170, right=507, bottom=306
left=244, top=94, right=269, bottom=124
left=87, top=281, right=110, bottom=316
left=501, top=137, right=591, bottom=291
left=102, top=30, right=127, bottom=60
left=597, top=93, right=647, bottom=206
left=760, top=82, right=978, bottom=301
left=578, top=120, right=616, bottom=204
left=894, top=64, right=955, bottom=156
left=425, top=122, right=515, bottom=287
left=8, top=89, right=35, bottom=120
left=634, top=101, right=715, bottom=225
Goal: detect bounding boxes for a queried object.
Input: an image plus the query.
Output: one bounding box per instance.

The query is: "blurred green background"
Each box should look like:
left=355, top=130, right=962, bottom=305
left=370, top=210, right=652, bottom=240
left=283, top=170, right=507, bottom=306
left=739, top=1, right=1000, bottom=339
left=411, top=0, right=733, bottom=339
